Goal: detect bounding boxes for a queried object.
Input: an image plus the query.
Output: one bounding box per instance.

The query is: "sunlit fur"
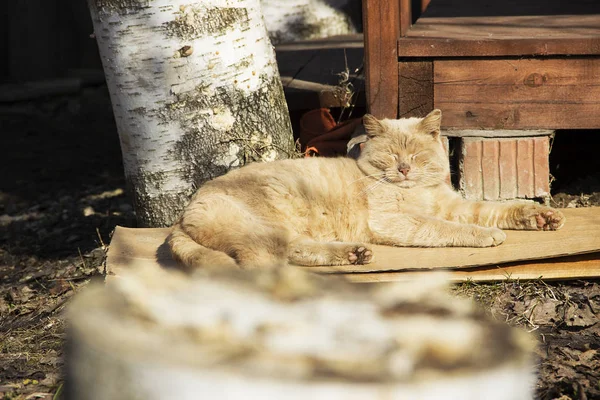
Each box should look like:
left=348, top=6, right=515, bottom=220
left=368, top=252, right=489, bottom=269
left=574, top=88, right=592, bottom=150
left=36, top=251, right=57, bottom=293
left=169, top=110, right=565, bottom=270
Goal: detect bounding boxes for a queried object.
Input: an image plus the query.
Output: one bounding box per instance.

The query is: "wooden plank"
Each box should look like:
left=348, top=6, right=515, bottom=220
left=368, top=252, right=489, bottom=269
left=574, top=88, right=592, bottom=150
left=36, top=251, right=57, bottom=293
left=340, top=253, right=600, bottom=283
left=274, top=34, right=363, bottom=51
left=399, top=38, right=600, bottom=58
left=439, top=103, right=600, bottom=130
left=443, top=130, right=553, bottom=138
left=421, top=0, right=431, bottom=13
left=399, top=0, right=411, bottom=37
left=362, top=0, right=399, bottom=118
left=398, top=61, right=433, bottom=118
left=398, top=0, right=600, bottom=57
left=435, top=59, right=600, bottom=87
left=106, top=208, right=600, bottom=277
left=418, top=0, right=600, bottom=18
left=434, top=59, right=600, bottom=129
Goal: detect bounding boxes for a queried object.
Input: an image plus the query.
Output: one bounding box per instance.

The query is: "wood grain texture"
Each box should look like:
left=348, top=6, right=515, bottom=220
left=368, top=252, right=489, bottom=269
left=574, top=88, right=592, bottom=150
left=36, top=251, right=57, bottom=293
left=362, top=0, right=399, bottom=118
left=398, top=61, right=433, bottom=118
left=341, top=253, right=600, bottom=283
left=106, top=208, right=600, bottom=278
left=398, top=0, right=600, bottom=57
left=399, top=0, right=411, bottom=37
left=434, top=59, right=600, bottom=129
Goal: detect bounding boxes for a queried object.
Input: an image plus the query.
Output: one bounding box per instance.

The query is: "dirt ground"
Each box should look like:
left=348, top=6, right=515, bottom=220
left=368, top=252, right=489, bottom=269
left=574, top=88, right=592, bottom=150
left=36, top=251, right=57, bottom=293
left=1, top=86, right=599, bottom=400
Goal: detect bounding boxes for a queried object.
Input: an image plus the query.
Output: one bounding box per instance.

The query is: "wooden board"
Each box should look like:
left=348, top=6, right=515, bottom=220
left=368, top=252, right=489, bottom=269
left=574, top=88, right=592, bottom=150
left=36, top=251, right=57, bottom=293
left=363, top=0, right=399, bottom=118
left=107, top=208, right=600, bottom=282
left=398, top=61, right=433, bottom=118
left=434, top=59, right=600, bottom=130
left=398, top=0, right=600, bottom=57
left=340, top=253, right=600, bottom=282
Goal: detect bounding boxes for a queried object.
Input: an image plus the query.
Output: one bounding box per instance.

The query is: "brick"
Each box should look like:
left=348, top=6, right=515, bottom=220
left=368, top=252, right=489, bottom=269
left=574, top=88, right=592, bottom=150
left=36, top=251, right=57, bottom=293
left=481, top=140, right=500, bottom=200
left=460, top=138, right=483, bottom=200
left=533, top=137, right=550, bottom=197
left=456, top=134, right=551, bottom=201
left=516, top=139, right=534, bottom=198
left=499, top=140, right=518, bottom=199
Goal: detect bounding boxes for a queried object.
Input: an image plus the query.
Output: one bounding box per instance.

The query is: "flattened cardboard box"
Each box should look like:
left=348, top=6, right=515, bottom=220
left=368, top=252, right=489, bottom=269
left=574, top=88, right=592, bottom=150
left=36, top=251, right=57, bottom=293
left=107, top=207, right=600, bottom=282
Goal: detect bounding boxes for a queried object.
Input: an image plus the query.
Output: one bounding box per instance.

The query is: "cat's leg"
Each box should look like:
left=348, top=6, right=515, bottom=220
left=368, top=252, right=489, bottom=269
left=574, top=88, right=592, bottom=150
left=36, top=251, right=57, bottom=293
left=370, top=213, right=506, bottom=248
left=178, top=195, right=290, bottom=270
left=288, top=237, right=374, bottom=266
left=441, top=199, right=565, bottom=231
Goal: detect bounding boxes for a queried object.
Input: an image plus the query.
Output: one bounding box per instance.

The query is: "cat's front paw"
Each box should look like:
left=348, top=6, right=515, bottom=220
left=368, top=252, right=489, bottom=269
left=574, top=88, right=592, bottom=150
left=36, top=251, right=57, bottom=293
left=475, top=227, right=506, bottom=247
left=519, top=205, right=566, bottom=231
left=347, top=246, right=374, bottom=265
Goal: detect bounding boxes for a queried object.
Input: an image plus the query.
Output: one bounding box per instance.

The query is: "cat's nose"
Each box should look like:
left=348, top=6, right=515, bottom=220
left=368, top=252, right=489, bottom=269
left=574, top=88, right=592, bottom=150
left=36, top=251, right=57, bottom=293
left=398, top=163, right=411, bottom=176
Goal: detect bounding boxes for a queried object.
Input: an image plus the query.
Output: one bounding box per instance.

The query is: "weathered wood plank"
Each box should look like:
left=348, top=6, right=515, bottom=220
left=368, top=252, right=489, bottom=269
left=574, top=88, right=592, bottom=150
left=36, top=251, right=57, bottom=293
left=341, top=253, right=600, bottom=283
left=399, top=38, right=600, bottom=58
left=362, top=0, right=399, bottom=118
left=434, top=59, right=600, bottom=129
left=399, top=0, right=411, bottom=37
left=438, top=103, right=600, bottom=130
left=398, top=61, right=433, bottom=118
left=398, top=0, right=600, bottom=57
left=443, top=130, right=553, bottom=138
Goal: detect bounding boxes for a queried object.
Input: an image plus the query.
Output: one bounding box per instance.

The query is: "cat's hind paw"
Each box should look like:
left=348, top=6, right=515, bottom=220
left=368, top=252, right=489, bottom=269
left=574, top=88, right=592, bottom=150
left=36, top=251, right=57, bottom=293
left=519, top=205, right=566, bottom=231
left=348, top=246, right=374, bottom=265
left=535, top=209, right=565, bottom=231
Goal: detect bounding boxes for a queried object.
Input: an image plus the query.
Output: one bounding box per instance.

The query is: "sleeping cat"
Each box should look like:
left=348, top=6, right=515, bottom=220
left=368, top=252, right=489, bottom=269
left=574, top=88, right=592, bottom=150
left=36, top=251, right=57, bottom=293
left=168, top=109, right=565, bottom=270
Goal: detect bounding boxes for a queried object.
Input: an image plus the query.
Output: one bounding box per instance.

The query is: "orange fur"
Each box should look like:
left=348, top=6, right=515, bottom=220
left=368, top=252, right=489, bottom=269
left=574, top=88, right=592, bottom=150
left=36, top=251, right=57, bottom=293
left=169, top=110, right=565, bottom=270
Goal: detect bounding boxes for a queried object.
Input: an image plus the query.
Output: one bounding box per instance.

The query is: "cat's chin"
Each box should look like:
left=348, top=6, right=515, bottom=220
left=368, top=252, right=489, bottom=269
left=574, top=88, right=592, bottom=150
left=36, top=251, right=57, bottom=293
left=397, top=180, right=417, bottom=189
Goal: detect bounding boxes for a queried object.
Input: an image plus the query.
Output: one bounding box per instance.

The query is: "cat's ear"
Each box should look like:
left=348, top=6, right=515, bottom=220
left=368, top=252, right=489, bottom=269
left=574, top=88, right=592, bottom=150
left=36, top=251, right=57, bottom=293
left=362, top=114, right=385, bottom=138
left=418, top=109, right=442, bottom=139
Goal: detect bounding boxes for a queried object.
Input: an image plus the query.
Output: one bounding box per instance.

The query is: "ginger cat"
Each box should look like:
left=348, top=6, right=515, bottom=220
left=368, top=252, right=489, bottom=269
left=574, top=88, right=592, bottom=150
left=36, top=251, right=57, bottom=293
left=168, top=110, right=565, bottom=270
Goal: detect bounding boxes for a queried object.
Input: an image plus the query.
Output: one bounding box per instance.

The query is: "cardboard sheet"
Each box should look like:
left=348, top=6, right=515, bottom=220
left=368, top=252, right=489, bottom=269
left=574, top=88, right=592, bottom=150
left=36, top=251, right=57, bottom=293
left=106, top=207, right=600, bottom=282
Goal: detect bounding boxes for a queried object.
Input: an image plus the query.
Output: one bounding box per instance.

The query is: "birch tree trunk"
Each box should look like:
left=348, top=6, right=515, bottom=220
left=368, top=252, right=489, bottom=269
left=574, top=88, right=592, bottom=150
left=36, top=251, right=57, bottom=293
left=261, top=0, right=358, bottom=44
left=87, top=0, right=295, bottom=227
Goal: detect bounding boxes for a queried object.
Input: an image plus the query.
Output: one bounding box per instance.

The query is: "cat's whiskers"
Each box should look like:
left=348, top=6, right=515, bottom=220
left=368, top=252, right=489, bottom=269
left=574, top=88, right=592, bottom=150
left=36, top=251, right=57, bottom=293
left=347, top=172, right=387, bottom=186
left=361, top=177, right=389, bottom=195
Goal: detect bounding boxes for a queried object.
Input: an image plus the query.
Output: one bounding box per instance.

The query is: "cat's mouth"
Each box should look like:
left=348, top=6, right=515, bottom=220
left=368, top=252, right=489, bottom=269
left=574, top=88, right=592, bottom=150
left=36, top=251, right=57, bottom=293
left=386, top=172, right=417, bottom=188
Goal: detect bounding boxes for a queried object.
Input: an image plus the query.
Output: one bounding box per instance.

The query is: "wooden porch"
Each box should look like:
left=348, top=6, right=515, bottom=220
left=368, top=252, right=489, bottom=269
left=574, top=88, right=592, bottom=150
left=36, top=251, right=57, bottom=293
left=364, top=0, right=600, bottom=130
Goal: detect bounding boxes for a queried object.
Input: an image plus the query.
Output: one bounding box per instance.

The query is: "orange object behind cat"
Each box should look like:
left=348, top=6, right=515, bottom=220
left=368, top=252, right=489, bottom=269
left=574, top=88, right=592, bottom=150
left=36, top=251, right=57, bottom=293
left=299, top=108, right=363, bottom=157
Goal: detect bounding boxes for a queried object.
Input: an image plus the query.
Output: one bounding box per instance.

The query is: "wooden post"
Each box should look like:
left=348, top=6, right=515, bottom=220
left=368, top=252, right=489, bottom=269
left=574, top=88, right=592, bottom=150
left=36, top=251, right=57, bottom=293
left=362, top=0, right=400, bottom=119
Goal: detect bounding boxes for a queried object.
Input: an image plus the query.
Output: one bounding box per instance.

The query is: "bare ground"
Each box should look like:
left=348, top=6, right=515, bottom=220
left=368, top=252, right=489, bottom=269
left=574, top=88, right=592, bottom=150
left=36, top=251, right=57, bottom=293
left=1, top=87, right=599, bottom=399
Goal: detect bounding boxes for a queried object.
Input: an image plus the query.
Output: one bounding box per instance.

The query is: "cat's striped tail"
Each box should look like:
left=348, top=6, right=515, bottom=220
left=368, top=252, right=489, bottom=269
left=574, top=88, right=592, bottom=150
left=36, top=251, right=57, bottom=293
left=167, top=224, right=238, bottom=270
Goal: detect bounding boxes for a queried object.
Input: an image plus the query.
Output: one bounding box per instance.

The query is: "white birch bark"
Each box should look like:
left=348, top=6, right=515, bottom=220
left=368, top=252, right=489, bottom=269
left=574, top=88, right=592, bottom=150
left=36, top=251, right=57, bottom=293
left=87, top=0, right=295, bottom=227
left=261, top=0, right=358, bottom=43
left=66, top=268, right=536, bottom=400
